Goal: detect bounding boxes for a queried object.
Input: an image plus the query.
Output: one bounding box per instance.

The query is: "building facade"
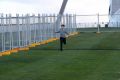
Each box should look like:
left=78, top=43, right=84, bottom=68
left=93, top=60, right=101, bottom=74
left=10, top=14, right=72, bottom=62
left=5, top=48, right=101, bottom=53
left=109, top=0, right=120, bottom=27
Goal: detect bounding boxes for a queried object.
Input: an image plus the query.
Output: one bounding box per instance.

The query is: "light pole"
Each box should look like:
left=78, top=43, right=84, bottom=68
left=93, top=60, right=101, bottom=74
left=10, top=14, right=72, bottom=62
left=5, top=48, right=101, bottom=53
left=56, top=0, right=68, bottom=28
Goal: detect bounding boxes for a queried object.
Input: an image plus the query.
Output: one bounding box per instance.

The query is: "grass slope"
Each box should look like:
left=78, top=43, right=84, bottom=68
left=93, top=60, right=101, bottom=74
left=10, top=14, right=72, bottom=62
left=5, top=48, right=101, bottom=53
left=0, top=32, right=120, bottom=80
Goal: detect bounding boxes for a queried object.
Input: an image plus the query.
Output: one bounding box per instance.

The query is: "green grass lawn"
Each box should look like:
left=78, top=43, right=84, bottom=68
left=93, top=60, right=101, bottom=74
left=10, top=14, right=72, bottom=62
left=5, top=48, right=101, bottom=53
left=0, top=32, right=120, bottom=80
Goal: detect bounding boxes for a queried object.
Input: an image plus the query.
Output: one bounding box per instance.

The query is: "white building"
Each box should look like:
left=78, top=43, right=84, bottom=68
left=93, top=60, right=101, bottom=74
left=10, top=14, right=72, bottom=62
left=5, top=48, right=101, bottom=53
left=109, top=0, right=120, bottom=27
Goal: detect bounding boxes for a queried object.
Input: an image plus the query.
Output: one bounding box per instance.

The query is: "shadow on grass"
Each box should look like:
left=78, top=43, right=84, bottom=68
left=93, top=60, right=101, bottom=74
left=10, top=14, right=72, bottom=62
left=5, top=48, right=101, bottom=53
left=30, top=48, right=120, bottom=51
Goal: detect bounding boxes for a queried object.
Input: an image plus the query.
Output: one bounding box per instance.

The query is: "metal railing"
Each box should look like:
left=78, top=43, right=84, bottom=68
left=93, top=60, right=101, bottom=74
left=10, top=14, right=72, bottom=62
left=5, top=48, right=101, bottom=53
left=76, top=14, right=120, bottom=32
left=1, top=13, right=120, bottom=52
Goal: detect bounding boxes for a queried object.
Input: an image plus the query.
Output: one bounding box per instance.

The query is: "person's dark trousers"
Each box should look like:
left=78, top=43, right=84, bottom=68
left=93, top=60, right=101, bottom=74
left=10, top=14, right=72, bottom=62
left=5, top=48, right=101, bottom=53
left=60, top=37, right=66, bottom=51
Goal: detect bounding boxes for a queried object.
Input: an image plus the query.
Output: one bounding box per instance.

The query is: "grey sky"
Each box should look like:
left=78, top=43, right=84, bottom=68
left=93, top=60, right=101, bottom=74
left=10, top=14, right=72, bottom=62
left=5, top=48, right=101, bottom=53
left=0, top=0, right=109, bottom=15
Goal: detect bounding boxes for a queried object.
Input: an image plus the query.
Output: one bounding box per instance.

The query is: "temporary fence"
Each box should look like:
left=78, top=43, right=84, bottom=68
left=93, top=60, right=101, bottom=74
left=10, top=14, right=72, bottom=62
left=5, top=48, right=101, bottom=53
left=0, top=14, right=77, bottom=53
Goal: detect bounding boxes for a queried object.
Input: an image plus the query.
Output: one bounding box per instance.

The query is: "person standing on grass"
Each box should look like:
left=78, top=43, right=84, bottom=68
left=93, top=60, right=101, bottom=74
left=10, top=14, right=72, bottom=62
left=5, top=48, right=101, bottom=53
left=55, top=24, right=69, bottom=51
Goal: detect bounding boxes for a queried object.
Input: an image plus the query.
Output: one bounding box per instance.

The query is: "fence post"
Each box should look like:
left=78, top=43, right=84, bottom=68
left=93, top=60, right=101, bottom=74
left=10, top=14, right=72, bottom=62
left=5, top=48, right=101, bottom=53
left=52, top=14, right=56, bottom=38
left=9, top=14, right=13, bottom=49
left=38, top=14, right=40, bottom=42
left=41, top=14, right=44, bottom=41
left=24, top=14, right=28, bottom=46
left=29, top=14, right=31, bottom=45
left=45, top=14, right=48, bottom=40
left=36, top=14, right=39, bottom=42
left=1, top=14, right=5, bottom=51
left=21, top=14, right=24, bottom=47
left=16, top=14, right=20, bottom=48
left=34, top=14, right=37, bottom=43
left=69, top=14, right=72, bottom=33
left=49, top=14, right=53, bottom=39
left=97, top=13, right=100, bottom=33
left=5, top=14, right=7, bottom=50
left=25, top=14, right=29, bottom=46
left=26, top=14, right=30, bottom=46
left=0, top=14, right=2, bottom=52
left=71, top=14, right=73, bottom=33
left=32, top=14, right=36, bottom=43
left=66, top=14, right=69, bottom=33
left=5, top=14, right=8, bottom=50
left=73, top=14, right=76, bottom=32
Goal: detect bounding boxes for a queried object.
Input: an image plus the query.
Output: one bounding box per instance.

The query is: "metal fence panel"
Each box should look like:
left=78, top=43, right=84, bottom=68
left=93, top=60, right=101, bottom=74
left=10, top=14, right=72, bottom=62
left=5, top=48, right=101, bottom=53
left=0, top=13, right=77, bottom=52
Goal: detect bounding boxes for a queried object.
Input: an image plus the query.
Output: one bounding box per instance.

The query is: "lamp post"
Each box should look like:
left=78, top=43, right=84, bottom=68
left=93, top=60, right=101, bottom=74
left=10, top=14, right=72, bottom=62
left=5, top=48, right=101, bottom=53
left=56, top=0, right=68, bottom=29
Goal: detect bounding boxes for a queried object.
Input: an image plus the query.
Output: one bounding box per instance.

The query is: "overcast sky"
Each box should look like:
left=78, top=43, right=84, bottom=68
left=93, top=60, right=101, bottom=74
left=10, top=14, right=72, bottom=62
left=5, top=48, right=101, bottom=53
left=0, top=0, right=109, bottom=15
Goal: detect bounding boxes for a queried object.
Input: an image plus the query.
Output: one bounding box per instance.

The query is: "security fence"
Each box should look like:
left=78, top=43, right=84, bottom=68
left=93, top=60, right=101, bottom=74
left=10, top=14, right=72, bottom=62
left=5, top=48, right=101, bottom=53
left=1, top=13, right=120, bottom=52
left=0, top=14, right=77, bottom=52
